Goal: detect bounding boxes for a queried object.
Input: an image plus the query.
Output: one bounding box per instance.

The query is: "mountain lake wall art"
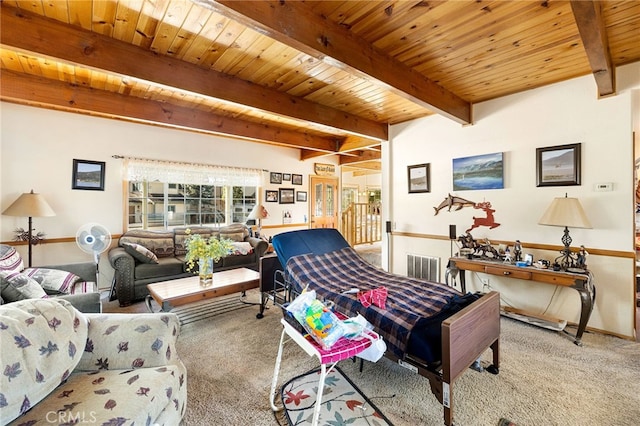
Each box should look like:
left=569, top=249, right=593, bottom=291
left=452, top=152, right=504, bottom=191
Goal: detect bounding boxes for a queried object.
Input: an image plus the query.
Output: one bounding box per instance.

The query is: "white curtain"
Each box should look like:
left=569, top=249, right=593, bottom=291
left=123, top=157, right=263, bottom=186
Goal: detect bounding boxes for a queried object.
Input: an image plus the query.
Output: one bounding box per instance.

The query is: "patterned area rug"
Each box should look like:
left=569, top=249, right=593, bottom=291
left=281, top=366, right=392, bottom=426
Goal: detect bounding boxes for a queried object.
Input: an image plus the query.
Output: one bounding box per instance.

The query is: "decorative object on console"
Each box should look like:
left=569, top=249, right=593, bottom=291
left=538, top=193, right=592, bottom=270
left=2, top=190, right=55, bottom=267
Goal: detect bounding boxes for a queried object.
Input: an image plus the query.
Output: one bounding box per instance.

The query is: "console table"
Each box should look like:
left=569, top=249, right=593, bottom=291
left=448, top=257, right=595, bottom=346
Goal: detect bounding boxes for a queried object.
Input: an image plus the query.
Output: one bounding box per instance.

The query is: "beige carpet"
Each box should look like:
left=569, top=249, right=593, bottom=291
left=153, top=290, right=640, bottom=426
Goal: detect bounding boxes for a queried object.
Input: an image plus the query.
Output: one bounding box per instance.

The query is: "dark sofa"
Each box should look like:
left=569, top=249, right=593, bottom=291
left=108, top=224, right=268, bottom=306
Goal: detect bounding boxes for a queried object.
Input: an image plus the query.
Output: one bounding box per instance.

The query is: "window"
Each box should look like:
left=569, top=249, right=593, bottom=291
left=123, top=158, right=262, bottom=230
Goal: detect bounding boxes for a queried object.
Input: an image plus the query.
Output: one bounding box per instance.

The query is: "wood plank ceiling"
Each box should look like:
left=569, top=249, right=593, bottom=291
left=1, top=1, right=639, bottom=174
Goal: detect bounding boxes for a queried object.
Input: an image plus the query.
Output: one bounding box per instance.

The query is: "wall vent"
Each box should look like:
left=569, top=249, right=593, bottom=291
left=407, top=254, right=440, bottom=282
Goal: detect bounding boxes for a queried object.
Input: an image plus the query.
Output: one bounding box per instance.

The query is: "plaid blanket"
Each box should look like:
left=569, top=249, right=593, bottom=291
left=285, top=247, right=462, bottom=359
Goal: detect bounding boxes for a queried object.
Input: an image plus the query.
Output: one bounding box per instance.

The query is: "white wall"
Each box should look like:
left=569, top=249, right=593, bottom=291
left=386, top=62, right=640, bottom=338
left=1, top=104, right=333, bottom=278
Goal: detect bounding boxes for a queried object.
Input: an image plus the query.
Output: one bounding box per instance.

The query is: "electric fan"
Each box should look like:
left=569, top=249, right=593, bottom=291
left=75, top=223, right=112, bottom=297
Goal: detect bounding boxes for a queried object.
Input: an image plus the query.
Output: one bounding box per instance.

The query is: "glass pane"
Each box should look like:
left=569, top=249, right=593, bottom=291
left=201, top=185, right=214, bottom=198
left=326, top=184, right=334, bottom=214
left=128, top=201, right=144, bottom=226
left=314, top=183, right=323, bottom=216
left=148, top=181, right=164, bottom=197
left=184, top=184, right=200, bottom=197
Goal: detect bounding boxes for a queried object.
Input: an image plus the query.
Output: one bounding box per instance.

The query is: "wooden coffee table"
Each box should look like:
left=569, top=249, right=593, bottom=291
left=145, top=267, right=260, bottom=312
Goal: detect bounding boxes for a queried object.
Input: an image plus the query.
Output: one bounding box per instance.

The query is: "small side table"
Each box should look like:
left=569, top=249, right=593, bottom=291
left=270, top=315, right=380, bottom=426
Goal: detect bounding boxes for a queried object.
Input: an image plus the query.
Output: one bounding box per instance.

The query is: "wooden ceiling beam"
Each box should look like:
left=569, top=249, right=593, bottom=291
left=339, top=150, right=382, bottom=165
left=300, top=149, right=335, bottom=161
left=570, top=0, right=615, bottom=97
left=0, top=70, right=341, bottom=152
left=0, top=4, right=388, bottom=141
left=207, top=0, right=472, bottom=125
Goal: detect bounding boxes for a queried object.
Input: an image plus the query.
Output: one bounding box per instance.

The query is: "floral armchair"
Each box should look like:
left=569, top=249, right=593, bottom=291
left=0, top=298, right=187, bottom=425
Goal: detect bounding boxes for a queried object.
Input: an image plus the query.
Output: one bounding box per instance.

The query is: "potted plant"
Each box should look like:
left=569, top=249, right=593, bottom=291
left=184, top=229, right=233, bottom=285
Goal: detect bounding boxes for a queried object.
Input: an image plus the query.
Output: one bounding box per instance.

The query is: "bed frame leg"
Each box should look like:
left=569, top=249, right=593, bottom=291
left=485, top=338, right=500, bottom=374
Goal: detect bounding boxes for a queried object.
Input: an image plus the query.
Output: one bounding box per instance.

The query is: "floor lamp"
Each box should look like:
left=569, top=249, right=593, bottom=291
left=2, top=190, right=56, bottom=267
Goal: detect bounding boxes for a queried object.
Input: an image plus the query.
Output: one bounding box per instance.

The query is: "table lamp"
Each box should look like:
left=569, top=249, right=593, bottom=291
left=247, top=204, right=269, bottom=237
left=538, top=193, right=591, bottom=270
left=2, top=190, right=56, bottom=267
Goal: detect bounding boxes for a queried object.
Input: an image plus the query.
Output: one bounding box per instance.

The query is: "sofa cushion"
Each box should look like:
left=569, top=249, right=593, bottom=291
left=173, top=227, right=213, bottom=256
left=11, top=365, right=186, bottom=425
left=218, top=223, right=249, bottom=242
left=23, top=267, right=85, bottom=294
left=0, top=245, right=24, bottom=274
left=0, top=299, right=89, bottom=424
left=223, top=252, right=256, bottom=268
left=135, top=257, right=185, bottom=281
left=122, top=242, right=159, bottom=264
left=120, top=230, right=175, bottom=258
left=0, top=271, right=48, bottom=302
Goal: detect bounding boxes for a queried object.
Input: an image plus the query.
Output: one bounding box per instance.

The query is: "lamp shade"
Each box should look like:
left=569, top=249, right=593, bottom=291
left=2, top=190, right=55, bottom=217
left=538, top=195, right=591, bottom=229
left=247, top=204, right=268, bottom=220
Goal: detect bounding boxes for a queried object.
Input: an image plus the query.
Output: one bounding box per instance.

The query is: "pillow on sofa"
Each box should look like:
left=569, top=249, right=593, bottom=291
left=122, top=242, right=159, bottom=264
left=0, top=245, right=24, bottom=274
left=23, top=268, right=85, bottom=294
left=230, top=242, right=253, bottom=255
left=0, top=298, right=89, bottom=424
left=0, top=271, right=48, bottom=302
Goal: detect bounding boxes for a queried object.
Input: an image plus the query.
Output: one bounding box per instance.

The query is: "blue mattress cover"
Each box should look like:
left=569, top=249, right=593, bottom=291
left=272, top=228, right=350, bottom=265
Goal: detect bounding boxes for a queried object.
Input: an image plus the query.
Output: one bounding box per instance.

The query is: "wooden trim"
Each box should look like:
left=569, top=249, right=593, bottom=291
left=391, top=231, right=636, bottom=259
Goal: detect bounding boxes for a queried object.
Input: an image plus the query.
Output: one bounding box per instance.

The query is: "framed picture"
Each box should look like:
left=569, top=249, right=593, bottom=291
left=452, top=152, right=504, bottom=190
left=72, top=159, right=105, bottom=191
left=407, top=163, right=430, bottom=193
left=292, top=174, right=303, bottom=185
left=270, top=172, right=282, bottom=184
left=536, top=143, right=581, bottom=187
left=297, top=191, right=307, bottom=202
left=265, top=190, right=278, bottom=202
left=279, top=188, right=295, bottom=204
left=282, top=173, right=291, bottom=181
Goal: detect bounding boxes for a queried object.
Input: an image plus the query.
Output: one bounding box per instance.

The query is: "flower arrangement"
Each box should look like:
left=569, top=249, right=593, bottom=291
left=183, top=229, right=234, bottom=274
